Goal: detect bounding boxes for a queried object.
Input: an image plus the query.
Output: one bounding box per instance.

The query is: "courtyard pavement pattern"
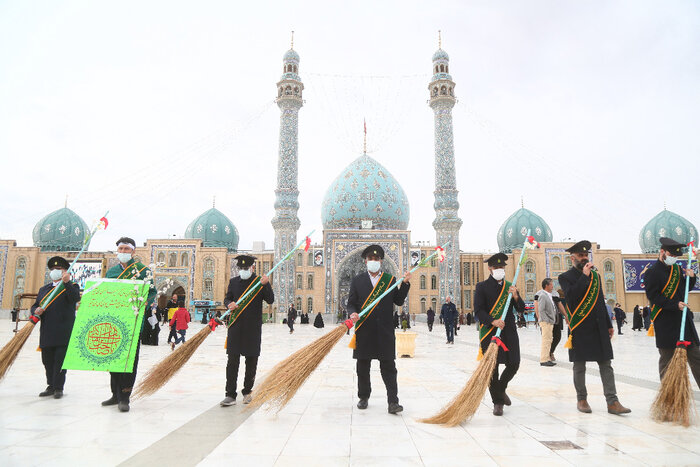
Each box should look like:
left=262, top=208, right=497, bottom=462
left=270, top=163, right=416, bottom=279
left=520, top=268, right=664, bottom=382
left=1, top=317, right=699, bottom=466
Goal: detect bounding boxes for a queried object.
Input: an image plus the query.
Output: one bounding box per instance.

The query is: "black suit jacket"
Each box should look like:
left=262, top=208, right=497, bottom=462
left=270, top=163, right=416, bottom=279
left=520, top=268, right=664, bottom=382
left=348, top=272, right=410, bottom=360
left=474, top=276, right=524, bottom=364
left=224, top=274, right=274, bottom=356
left=31, top=281, right=81, bottom=348
left=644, top=260, right=698, bottom=349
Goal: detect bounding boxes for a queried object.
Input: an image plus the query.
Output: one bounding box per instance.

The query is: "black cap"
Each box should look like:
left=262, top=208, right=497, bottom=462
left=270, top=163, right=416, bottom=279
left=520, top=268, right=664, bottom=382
left=361, top=244, right=384, bottom=259
left=116, top=237, right=136, bottom=248
left=565, top=240, right=592, bottom=254
left=235, top=255, right=257, bottom=268
left=484, top=253, right=508, bottom=267
left=659, top=237, right=685, bottom=256
left=47, top=256, right=70, bottom=269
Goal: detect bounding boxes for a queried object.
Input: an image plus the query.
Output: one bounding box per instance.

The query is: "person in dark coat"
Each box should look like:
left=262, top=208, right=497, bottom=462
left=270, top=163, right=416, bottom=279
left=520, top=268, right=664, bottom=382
left=475, top=253, right=524, bottom=416
left=643, top=305, right=651, bottom=330
left=613, top=303, right=625, bottom=335
left=426, top=307, right=435, bottom=331
left=393, top=310, right=399, bottom=329
left=559, top=240, right=630, bottom=415
left=165, top=294, right=179, bottom=342
left=287, top=305, right=297, bottom=333
left=313, top=312, right=325, bottom=328
left=30, top=256, right=80, bottom=399
left=348, top=245, right=411, bottom=414
left=632, top=305, right=643, bottom=331
left=643, top=237, right=699, bottom=387
left=220, top=255, right=274, bottom=407
left=441, top=297, right=458, bottom=344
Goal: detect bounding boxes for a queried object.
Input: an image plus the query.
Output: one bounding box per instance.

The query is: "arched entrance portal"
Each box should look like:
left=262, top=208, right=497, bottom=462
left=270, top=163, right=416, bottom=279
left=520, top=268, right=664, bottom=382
left=156, top=279, right=187, bottom=308
left=335, top=249, right=397, bottom=321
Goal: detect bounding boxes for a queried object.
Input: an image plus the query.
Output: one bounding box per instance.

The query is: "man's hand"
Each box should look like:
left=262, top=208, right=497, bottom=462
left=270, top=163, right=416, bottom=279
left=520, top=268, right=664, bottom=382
left=402, top=271, right=412, bottom=283
left=492, top=319, right=505, bottom=330
left=227, top=302, right=239, bottom=311
left=583, top=262, right=595, bottom=277
left=34, top=307, right=44, bottom=316
left=608, top=328, right=614, bottom=338
left=260, top=274, right=269, bottom=285
left=679, top=301, right=689, bottom=311
left=686, top=268, right=695, bottom=278
left=350, top=312, right=359, bottom=323
left=509, top=285, right=518, bottom=298
left=62, top=271, right=71, bottom=283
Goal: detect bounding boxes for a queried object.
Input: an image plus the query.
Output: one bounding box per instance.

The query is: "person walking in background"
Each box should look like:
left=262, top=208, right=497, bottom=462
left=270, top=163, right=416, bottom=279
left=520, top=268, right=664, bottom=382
left=613, top=303, right=625, bottom=335
left=426, top=307, right=435, bottom=331
left=535, top=278, right=557, bottom=367
left=287, top=304, right=297, bottom=334
left=441, top=296, right=458, bottom=344
left=643, top=304, right=651, bottom=330
left=632, top=304, right=643, bottom=331
left=169, top=305, right=191, bottom=350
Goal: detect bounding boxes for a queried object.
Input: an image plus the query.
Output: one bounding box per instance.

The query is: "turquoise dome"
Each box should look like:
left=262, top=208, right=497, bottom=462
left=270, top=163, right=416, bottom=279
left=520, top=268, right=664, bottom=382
left=32, top=207, right=90, bottom=252
left=432, top=48, right=449, bottom=62
left=497, top=208, right=553, bottom=253
left=283, top=49, right=299, bottom=63
left=639, top=209, right=697, bottom=253
left=322, top=154, right=410, bottom=230
left=184, top=208, right=239, bottom=252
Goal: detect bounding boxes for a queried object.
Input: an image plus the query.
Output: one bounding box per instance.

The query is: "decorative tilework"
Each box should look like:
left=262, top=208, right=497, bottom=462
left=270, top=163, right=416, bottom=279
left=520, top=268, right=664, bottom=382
left=0, top=245, right=8, bottom=306
left=150, top=244, right=197, bottom=303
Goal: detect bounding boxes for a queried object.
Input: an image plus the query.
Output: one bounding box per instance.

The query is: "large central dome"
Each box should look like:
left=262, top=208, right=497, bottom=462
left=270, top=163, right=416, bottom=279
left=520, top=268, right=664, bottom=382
left=322, top=154, right=410, bottom=230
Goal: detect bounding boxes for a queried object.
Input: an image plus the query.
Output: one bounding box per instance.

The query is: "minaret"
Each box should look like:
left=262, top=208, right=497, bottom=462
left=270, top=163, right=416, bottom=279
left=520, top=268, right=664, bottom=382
left=271, top=33, right=304, bottom=316
left=429, top=32, right=462, bottom=309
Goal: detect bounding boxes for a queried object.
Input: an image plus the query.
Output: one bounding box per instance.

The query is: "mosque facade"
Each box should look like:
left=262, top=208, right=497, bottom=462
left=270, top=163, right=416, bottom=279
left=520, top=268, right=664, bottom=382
left=2, top=45, right=699, bottom=320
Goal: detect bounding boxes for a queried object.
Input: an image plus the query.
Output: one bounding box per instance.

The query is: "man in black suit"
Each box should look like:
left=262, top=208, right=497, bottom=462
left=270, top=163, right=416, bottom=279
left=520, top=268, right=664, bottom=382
left=30, top=256, right=81, bottom=399
left=474, top=253, right=524, bottom=416
left=644, top=237, right=699, bottom=386
left=559, top=240, right=630, bottom=415
left=348, top=245, right=411, bottom=414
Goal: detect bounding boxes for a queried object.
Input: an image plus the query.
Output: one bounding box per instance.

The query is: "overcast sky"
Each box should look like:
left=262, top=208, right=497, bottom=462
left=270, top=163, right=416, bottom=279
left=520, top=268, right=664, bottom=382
left=1, top=0, right=698, bottom=254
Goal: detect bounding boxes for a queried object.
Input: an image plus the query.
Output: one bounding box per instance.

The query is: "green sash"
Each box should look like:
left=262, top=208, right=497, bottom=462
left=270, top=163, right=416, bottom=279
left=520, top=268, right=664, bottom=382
left=650, top=264, right=681, bottom=323
left=348, top=273, right=394, bottom=349
left=227, top=277, right=263, bottom=328
left=478, top=280, right=511, bottom=345
left=114, top=262, right=148, bottom=280
left=39, top=282, right=66, bottom=310
left=566, top=270, right=600, bottom=332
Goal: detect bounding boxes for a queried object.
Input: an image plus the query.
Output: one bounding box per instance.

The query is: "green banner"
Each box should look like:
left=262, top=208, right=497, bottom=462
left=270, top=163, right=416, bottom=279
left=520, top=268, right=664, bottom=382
left=62, top=278, right=149, bottom=372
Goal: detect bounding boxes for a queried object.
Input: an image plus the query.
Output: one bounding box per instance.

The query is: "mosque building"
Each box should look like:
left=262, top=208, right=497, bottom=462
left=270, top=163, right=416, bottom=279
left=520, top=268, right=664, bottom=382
left=2, top=44, right=699, bottom=320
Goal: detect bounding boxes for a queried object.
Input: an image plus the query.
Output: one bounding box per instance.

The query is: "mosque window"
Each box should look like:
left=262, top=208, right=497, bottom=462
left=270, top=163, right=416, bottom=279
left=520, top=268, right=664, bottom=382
left=296, top=296, right=302, bottom=310
left=204, top=257, right=214, bottom=273
left=17, top=257, right=26, bottom=269
left=204, top=278, right=213, bottom=293
left=420, top=298, right=426, bottom=313
left=293, top=86, right=299, bottom=94
left=604, top=260, right=614, bottom=272
left=431, top=275, right=437, bottom=290
left=525, top=261, right=535, bottom=274
left=440, top=85, right=447, bottom=95
left=526, top=280, right=535, bottom=297
left=307, top=253, right=314, bottom=266
left=431, top=297, right=437, bottom=311
left=307, top=274, right=314, bottom=290
left=14, top=274, right=24, bottom=294
left=566, top=257, right=572, bottom=268
left=440, top=64, right=445, bottom=72
left=181, top=253, right=189, bottom=268
left=296, top=274, right=302, bottom=289
left=464, top=291, right=472, bottom=309
left=307, top=297, right=313, bottom=312
left=435, top=66, right=439, bottom=74
left=263, top=261, right=270, bottom=274
left=432, top=87, right=438, bottom=97
left=293, top=65, right=297, bottom=73
left=297, top=252, right=303, bottom=266
left=446, top=65, right=449, bottom=73
left=169, top=253, right=177, bottom=267
left=430, top=257, right=437, bottom=267
left=551, top=256, right=561, bottom=270
left=285, top=85, right=292, bottom=95
left=463, top=263, right=471, bottom=285
left=606, top=280, right=615, bottom=295
left=157, top=252, right=165, bottom=264
left=420, top=275, right=426, bottom=289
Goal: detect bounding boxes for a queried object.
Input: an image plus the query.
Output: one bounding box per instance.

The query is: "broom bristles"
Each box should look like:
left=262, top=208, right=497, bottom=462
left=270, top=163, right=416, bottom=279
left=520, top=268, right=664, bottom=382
left=419, top=341, right=499, bottom=427
left=650, top=347, right=696, bottom=427
left=247, top=324, right=348, bottom=411
left=132, top=325, right=212, bottom=398
left=0, top=321, right=36, bottom=381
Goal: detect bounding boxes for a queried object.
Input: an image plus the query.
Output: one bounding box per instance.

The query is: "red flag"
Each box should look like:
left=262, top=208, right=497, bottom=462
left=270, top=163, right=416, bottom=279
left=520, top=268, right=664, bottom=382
left=304, top=236, right=311, bottom=252
left=435, top=246, right=446, bottom=263
left=99, top=217, right=109, bottom=230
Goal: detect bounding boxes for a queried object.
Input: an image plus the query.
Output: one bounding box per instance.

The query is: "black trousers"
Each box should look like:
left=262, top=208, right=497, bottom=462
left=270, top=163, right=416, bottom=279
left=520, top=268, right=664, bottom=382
left=226, top=353, right=258, bottom=398
left=167, top=325, right=177, bottom=343
left=356, top=358, right=398, bottom=404
left=550, top=323, right=562, bottom=354
left=616, top=320, right=623, bottom=334
left=288, top=319, right=294, bottom=332
left=110, top=340, right=140, bottom=402
left=428, top=321, right=433, bottom=332
left=489, top=361, right=520, bottom=405
left=41, top=345, right=68, bottom=391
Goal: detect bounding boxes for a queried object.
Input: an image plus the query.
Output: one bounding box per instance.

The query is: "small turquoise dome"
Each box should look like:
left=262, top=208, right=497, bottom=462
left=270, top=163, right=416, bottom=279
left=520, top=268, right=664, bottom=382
left=432, top=48, right=449, bottom=62
left=639, top=209, right=697, bottom=253
left=497, top=208, right=553, bottom=253
left=283, top=49, right=299, bottom=63
left=322, top=154, right=410, bottom=230
left=184, top=208, right=239, bottom=252
left=33, top=207, right=90, bottom=252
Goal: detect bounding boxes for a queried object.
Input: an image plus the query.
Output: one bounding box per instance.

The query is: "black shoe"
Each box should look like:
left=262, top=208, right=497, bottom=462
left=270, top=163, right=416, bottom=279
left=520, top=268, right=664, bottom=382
left=39, top=387, right=55, bottom=397
left=53, top=390, right=63, bottom=399
left=540, top=361, right=556, bottom=367
left=503, top=393, right=511, bottom=406
left=357, top=398, right=368, bottom=410
left=118, top=401, right=130, bottom=412
left=493, top=404, right=504, bottom=416
left=388, top=402, right=403, bottom=414
left=618, top=333, right=624, bottom=335
left=101, top=396, right=118, bottom=406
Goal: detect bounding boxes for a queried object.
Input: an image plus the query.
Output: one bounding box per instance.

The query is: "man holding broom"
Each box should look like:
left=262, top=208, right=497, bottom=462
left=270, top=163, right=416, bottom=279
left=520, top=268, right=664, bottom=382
left=474, top=253, right=524, bottom=416
left=30, top=256, right=81, bottom=399
left=101, top=237, right=156, bottom=413
left=348, top=245, right=411, bottom=414
left=559, top=240, right=630, bottom=415
left=220, top=255, right=273, bottom=407
left=644, top=237, right=699, bottom=386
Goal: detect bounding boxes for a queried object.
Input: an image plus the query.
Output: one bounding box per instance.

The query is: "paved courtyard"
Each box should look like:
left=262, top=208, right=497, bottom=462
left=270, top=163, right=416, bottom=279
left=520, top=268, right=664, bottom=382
left=1, top=316, right=699, bottom=466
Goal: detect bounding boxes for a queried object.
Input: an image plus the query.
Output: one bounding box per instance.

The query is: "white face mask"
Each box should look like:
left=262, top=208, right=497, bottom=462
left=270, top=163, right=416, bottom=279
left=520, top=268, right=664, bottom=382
left=117, top=252, right=132, bottom=263
left=239, top=269, right=252, bottom=280
left=49, top=269, right=63, bottom=281
left=664, top=255, right=677, bottom=266
left=366, top=260, right=381, bottom=274
left=492, top=268, right=506, bottom=281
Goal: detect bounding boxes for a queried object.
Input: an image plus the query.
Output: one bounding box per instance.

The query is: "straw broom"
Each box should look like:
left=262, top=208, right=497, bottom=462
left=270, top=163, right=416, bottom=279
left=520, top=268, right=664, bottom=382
left=420, top=232, right=536, bottom=426
left=0, top=212, right=109, bottom=383
left=247, top=243, right=451, bottom=412
left=650, top=239, right=697, bottom=427
left=133, top=231, right=315, bottom=398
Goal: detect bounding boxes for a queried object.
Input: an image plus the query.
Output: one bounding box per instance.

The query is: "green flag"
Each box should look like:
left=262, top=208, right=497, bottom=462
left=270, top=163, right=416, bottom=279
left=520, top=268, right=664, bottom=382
left=62, top=278, right=149, bottom=372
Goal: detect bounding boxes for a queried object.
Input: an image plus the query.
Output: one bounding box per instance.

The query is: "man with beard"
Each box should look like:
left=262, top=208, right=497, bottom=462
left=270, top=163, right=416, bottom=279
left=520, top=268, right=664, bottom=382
left=559, top=240, right=630, bottom=415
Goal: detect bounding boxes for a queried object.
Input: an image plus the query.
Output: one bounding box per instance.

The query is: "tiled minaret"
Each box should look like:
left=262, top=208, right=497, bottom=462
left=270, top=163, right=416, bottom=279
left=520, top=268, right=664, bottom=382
left=271, top=34, right=304, bottom=314
left=429, top=32, right=462, bottom=308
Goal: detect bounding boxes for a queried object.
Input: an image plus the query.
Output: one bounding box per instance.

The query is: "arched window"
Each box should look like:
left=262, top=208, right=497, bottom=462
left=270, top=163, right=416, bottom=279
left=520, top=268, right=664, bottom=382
left=525, top=260, right=535, bottom=273
left=296, top=274, right=302, bottom=289
left=181, top=252, right=189, bottom=267
left=440, top=64, right=445, bottom=72
left=204, top=278, right=213, bottom=293
left=307, top=297, right=313, bottom=312
left=293, top=65, right=297, bottom=73
left=431, top=297, right=437, bottom=311
left=431, top=275, right=437, bottom=290
left=14, top=274, right=24, bottom=293
left=204, top=257, right=214, bottom=273
left=431, top=257, right=437, bottom=267
left=420, top=275, right=426, bottom=290
left=446, top=65, right=449, bottom=73
left=296, top=296, right=302, bottom=310
left=440, top=85, right=447, bottom=95
left=552, top=256, right=561, bottom=270
left=464, top=291, right=472, bottom=309
left=307, top=274, right=314, bottom=290
left=526, top=280, right=535, bottom=295
left=604, top=260, right=614, bottom=272
left=435, top=66, right=439, bottom=74
left=168, top=253, right=177, bottom=267
left=606, top=280, right=615, bottom=295
left=420, top=298, right=426, bottom=313
left=566, top=257, right=573, bottom=268
left=157, top=252, right=165, bottom=264
left=432, top=87, right=438, bottom=97
left=17, top=257, right=26, bottom=269
left=293, top=86, right=299, bottom=95
left=285, top=85, right=292, bottom=95
left=296, top=252, right=303, bottom=266
left=307, top=253, right=314, bottom=266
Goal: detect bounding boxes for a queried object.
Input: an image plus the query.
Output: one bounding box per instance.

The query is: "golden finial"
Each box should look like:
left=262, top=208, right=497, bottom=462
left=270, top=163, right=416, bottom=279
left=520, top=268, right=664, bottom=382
left=291, top=30, right=294, bottom=50
left=438, top=30, right=442, bottom=49
left=65, top=194, right=68, bottom=208
left=213, top=195, right=216, bottom=208
left=521, top=195, right=524, bottom=209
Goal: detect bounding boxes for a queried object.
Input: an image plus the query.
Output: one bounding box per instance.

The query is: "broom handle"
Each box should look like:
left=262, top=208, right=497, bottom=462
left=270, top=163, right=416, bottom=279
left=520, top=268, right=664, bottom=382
left=39, top=210, right=110, bottom=307
left=494, top=230, right=531, bottom=338
left=678, top=237, right=694, bottom=341
left=218, top=230, right=315, bottom=322
left=357, top=242, right=451, bottom=320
